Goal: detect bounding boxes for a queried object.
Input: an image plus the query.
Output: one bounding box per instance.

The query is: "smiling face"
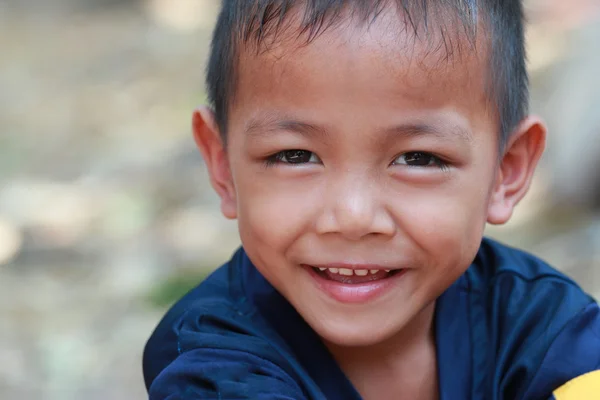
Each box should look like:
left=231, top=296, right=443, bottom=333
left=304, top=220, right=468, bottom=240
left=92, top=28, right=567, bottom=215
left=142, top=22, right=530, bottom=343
left=194, top=8, right=545, bottom=348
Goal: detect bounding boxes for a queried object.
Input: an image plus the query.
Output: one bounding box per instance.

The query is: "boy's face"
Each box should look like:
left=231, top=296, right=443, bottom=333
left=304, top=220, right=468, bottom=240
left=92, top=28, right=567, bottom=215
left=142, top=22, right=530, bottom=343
left=195, top=11, right=545, bottom=347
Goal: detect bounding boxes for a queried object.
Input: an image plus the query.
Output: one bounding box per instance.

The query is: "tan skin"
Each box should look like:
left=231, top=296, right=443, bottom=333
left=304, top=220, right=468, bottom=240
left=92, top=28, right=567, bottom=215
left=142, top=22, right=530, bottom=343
left=193, top=8, right=546, bottom=400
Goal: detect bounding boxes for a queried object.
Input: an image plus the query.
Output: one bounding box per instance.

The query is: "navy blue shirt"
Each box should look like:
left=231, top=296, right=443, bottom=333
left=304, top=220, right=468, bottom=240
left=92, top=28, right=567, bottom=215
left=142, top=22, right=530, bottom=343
left=143, top=238, right=600, bottom=399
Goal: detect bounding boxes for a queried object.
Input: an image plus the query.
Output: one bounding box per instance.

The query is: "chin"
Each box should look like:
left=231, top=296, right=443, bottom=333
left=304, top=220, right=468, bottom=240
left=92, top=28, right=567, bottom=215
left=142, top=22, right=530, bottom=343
left=313, top=319, right=396, bottom=348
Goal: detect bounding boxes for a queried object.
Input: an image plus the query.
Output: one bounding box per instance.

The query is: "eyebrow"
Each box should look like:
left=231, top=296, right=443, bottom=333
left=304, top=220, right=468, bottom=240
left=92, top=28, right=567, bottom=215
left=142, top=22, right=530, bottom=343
left=245, top=116, right=330, bottom=140
left=382, top=122, right=473, bottom=143
left=244, top=115, right=472, bottom=143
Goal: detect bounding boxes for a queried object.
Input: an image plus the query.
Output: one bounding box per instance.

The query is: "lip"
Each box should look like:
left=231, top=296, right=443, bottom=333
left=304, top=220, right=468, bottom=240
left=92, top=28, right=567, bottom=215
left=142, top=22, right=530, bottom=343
left=305, top=264, right=407, bottom=304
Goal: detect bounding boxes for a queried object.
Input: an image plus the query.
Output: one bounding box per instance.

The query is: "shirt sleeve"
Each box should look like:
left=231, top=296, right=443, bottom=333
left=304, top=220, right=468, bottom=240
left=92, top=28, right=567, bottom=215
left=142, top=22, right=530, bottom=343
left=523, top=302, right=600, bottom=399
left=148, top=347, right=308, bottom=400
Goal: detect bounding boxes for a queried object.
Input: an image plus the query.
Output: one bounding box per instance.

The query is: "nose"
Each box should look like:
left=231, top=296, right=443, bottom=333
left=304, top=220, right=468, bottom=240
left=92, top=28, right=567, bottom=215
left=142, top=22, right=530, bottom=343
left=315, top=174, right=396, bottom=240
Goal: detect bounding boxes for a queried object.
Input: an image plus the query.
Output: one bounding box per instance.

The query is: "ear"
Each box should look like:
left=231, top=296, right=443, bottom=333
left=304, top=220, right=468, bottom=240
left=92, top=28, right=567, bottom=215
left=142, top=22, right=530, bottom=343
left=192, top=107, right=237, bottom=219
left=487, top=116, right=547, bottom=225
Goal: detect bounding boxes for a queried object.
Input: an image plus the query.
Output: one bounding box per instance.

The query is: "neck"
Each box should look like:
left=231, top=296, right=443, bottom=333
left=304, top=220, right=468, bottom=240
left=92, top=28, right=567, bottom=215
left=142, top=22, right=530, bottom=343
left=324, top=302, right=439, bottom=400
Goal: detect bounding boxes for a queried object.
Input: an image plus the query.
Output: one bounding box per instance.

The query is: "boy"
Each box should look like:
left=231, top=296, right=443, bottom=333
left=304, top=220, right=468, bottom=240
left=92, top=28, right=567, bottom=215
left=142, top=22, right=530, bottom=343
left=143, top=0, right=600, bottom=398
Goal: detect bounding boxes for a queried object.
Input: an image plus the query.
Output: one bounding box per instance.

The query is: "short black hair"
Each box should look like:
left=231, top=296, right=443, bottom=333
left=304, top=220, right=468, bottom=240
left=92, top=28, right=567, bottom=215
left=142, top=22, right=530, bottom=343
left=206, top=0, right=528, bottom=148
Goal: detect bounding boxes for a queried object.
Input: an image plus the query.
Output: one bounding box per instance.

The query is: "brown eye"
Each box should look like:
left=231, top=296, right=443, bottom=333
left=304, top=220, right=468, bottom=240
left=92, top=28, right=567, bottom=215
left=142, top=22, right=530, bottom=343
left=393, top=152, right=448, bottom=170
left=268, top=150, right=320, bottom=165
left=282, top=150, right=313, bottom=163
left=403, top=152, right=435, bottom=166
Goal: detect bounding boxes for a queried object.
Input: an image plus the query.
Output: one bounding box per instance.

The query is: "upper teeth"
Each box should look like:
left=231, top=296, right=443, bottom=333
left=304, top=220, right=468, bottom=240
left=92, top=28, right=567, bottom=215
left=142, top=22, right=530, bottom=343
left=318, top=267, right=388, bottom=276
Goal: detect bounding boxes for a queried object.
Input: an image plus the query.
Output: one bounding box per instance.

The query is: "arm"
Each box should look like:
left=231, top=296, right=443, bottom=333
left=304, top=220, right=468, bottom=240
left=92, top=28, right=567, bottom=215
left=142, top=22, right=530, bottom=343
left=149, top=348, right=308, bottom=400
left=524, top=302, right=600, bottom=399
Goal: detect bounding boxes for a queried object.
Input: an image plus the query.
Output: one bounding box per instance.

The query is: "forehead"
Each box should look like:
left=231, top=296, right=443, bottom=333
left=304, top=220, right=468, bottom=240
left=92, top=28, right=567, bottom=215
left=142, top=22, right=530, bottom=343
left=230, top=5, right=493, bottom=136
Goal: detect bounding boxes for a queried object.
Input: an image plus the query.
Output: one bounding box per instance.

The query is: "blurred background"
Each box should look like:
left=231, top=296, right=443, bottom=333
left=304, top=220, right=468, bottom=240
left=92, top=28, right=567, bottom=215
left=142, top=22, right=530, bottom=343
left=1, top=0, right=599, bottom=398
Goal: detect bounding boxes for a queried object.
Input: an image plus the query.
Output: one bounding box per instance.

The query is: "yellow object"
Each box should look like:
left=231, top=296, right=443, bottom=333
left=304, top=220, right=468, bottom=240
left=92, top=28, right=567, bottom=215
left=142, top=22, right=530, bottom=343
left=554, top=370, right=600, bottom=399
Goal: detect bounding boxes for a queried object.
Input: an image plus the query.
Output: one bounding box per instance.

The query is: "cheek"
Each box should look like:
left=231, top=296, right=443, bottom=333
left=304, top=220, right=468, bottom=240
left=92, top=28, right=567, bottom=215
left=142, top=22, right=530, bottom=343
left=233, top=170, right=321, bottom=252
left=396, top=174, right=493, bottom=274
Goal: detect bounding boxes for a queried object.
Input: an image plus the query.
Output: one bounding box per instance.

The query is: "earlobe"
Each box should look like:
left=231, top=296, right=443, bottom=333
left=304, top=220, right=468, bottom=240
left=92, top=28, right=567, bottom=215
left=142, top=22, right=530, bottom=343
left=487, top=116, right=546, bottom=225
left=487, top=172, right=512, bottom=225
left=192, top=107, right=238, bottom=219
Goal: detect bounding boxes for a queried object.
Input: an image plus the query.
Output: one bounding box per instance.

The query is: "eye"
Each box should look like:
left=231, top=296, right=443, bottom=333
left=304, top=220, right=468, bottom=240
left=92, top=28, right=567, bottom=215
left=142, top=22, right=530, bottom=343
left=266, top=150, right=321, bottom=166
left=393, top=152, right=448, bottom=170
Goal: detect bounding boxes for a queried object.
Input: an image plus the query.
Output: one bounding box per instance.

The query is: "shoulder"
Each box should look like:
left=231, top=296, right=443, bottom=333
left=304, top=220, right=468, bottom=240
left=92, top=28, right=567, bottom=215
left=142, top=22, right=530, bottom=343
left=143, top=249, right=242, bottom=390
left=468, top=237, right=586, bottom=289
left=143, top=249, right=264, bottom=388
left=466, top=238, right=600, bottom=399
left=466, top=237, right=594, bottom=313
left=465, top=238, right=595, bottom=346
left=147, top=300, right=308, bottom=400
left=143, top=248, right=313, bottom=399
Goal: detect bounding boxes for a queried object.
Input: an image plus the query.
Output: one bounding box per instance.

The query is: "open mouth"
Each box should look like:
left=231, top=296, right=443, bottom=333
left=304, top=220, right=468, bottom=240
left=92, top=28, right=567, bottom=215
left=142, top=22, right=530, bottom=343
left=305, top=264, right=407, bottom=303
left=311, top=266, right=402, bottom=284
